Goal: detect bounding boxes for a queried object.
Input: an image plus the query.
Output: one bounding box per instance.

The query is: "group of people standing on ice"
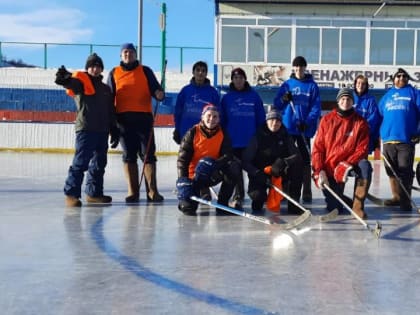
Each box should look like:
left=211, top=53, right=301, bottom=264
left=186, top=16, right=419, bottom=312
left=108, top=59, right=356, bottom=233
left=55, top=46, right=420, bottom=220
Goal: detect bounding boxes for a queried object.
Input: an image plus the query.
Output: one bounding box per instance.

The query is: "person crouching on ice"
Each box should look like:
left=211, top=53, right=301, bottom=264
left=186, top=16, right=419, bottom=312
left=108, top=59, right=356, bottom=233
left=312, top=88, right=371, bottom=219
left=242, top=109, right=303, bottom=215
left=176, top=104, right=241, bottom=215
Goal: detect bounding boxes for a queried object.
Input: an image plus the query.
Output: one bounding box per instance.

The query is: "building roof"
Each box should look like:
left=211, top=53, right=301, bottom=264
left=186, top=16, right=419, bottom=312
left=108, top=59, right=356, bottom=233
left=216, top=0, right=420, bottom=5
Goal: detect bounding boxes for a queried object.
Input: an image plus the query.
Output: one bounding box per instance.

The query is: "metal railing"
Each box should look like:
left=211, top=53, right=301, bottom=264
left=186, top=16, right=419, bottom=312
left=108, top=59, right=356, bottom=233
left=0, top=41, right=213, bottom=73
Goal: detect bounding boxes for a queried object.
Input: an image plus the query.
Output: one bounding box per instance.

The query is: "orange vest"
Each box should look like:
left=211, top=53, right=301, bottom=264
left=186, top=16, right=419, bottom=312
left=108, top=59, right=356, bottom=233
left=113, top=66, right=152, bottom=113
left=66, top=71, right=95, bottom=97
left=188, top=125, right=224, bottom=179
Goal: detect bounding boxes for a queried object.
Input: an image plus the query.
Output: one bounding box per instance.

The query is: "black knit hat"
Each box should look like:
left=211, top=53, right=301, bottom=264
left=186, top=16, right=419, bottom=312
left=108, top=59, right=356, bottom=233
left=231, top=67, right=247, bottom=80
left=292, top=56, right=307, bottom=67
left=85, top=53, right=104, bottom=70
left=266, top=109, right=282, bottom=121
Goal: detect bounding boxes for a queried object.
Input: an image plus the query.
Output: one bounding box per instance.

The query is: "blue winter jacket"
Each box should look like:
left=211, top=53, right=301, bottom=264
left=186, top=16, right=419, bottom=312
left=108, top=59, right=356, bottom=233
left=221, top=82, right=266, bottom=149
left=273, top=73, right=321, bottom=138
left=353, top=92, right=381, bottom=153
left=378, top=84, right=420, bottom=144
left=174, top=78, right=220, bottom=139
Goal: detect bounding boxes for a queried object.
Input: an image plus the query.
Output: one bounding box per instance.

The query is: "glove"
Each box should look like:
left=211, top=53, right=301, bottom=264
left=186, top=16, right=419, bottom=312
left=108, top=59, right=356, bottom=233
left=271, top=158, right=288, bottom=177
left=55, top=65, right=72, bottom=85
left=109, top=126, right=120, bottom=149
left=282, top=91, right=293, bottom=103
left=254, top=170, right=270, bottom=187
left=297, top=122, right=307, bottom=133
left=313, top=170, right=329, bottom=189
left=333, top=161, right=353, bottom=183
left=411, top=135, right=420, bottom=144
left=173, top=129, right=181, bottom=144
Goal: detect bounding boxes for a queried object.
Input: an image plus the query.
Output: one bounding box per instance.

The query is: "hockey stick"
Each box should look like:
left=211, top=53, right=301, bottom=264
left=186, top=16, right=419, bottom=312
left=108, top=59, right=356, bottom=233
left=412, top=185, right=420, bottom=192
left=366, top=193, right=386, bottom=206
left=190, top=195, right=274, bottom=225
left=139, top=59, right=168, bottom=195
left=289, top=99, right=311, bottom=156
left=382, top=154, right=420, bottom=212
left=322, top=184, right=382, bottom=238
left=270, top=183, right=338, bottom=223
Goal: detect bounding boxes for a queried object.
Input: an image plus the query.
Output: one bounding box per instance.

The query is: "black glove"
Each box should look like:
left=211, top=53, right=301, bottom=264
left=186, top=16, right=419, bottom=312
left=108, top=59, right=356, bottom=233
left=282, top=91, right=293, bottom=103
left=173, top=129, right=181, bottom=144
left=411, top=135, right=420, bottom=144
left=55, top=65, right=72, bottom=85
left=271, top=158, right=288, bottom=177
left=254, top=170, right=270, bottom=186
left=297, top=122, right=307, bottom=133
left=109, top=126, right=120, bottom=149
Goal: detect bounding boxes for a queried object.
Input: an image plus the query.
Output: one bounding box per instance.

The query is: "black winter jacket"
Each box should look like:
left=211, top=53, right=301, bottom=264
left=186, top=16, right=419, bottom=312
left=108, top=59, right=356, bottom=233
left=242, top=124, right=301, bottom=177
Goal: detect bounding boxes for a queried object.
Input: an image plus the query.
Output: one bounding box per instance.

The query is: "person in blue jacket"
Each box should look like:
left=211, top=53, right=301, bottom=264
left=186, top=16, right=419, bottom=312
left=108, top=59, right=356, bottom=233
left=378, top=68, right=420, bottom=211
left=173, top=60, right=220, bottom=200
left=173, top=61, right=220, bottom=143
left=353, top=74, right=381, bottom=155
left=221, top=67, right=266, bottom=209
left=273, top=56, right=321, bottom=203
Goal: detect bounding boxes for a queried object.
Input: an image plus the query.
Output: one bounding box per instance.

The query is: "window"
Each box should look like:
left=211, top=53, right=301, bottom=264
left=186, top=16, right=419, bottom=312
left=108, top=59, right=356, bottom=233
left=267, top=27, right=291, bottom=63
left=221, top=27, right=246, bottom=62
left=396, top=30, right=414, bottom=65
left=370, top=29, right=394, bottom=65
left=296, top=28, right=320, bottom=64
left=248, top=28, right=265, bottom=62
left=321, top=29, right=339, bottom=64
left=341, top=29, right=365, bottom=64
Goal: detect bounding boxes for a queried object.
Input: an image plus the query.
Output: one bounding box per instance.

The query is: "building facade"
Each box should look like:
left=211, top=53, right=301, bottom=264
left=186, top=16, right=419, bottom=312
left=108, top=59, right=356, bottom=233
left=214, top=0, right=420, bottom=100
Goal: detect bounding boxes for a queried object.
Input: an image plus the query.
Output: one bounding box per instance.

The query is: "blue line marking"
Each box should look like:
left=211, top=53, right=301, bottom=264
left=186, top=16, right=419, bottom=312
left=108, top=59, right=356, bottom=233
left=90, top=210, right=277, bottom=315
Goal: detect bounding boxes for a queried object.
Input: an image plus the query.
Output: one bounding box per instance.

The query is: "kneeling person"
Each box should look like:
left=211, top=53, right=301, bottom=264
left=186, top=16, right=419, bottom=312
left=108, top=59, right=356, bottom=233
left=312, top=88, right=371, bottom=218
left=176, top=104, right=241, bottom=215
left=242, top=109, right=303, bottom=214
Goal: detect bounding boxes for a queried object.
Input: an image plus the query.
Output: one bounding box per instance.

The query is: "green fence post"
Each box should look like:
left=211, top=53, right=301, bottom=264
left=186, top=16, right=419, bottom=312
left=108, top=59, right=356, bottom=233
left=44, top=43, right=47, bottom=69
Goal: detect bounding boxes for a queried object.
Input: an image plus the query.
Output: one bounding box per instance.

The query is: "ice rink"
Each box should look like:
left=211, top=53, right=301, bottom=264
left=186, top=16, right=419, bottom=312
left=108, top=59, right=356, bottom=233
left=1, top=151, right=420, bottom=315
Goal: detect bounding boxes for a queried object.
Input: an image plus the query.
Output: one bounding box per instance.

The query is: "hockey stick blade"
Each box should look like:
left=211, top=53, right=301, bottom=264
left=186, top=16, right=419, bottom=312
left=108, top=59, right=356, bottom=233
left=412, top=185, right=420, bottom=192
left=283, top=210, right=312, bottom=230
left=318, top=208, right=339, bottom=223
left=367, top=193, right=385, bottom=206
left=372, top=221, right=382, bottom=239
left=191, top=196, right=273, bottom=225
left=323, top=184, right=382, bottom=239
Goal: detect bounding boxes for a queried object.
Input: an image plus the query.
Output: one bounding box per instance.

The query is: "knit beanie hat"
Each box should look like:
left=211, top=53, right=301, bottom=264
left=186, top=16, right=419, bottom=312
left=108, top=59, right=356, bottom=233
left=292, top=56, right=307, bottom=67
left=266, top=109, right=282, bottom=121
left=231, top=67, right=247, bottom=80
left=336, top=88, right=354, bottom=102
left=120, top=43, right=137, bottom=53
left=85, top=53, right=104, bottom=70
left=202, top=103, right=219, bottom=115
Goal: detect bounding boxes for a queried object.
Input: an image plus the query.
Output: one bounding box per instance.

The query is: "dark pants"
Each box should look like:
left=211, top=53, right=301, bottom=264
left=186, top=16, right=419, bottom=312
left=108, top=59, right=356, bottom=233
left=232, top=148, right=245, bottom=200
left=383, top=143, right=415, bottom=208
left=382, top=143, right=414, bottom=182
left=117, top=112, right=157, bottom=164
left=292, top=135, right=311, bottom=165
left=322, top=159, right=372, bottom=212
left=64, top=131, right=109, bottom=198
left=178, top=159, right=241, bottom=214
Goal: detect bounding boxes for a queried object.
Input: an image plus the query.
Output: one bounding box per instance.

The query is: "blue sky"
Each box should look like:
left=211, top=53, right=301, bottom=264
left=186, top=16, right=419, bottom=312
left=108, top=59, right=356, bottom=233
left=0, top=0, right=215, bottom=72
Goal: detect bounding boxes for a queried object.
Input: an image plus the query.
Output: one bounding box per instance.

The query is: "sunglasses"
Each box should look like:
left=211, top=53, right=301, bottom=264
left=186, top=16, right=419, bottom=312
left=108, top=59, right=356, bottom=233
left=396, top=74, right=408, bottom=79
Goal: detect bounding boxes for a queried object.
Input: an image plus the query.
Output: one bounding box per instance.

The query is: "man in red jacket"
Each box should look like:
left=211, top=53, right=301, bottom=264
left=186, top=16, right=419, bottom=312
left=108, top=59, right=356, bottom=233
left=312, top=88, right=371, bottom=219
